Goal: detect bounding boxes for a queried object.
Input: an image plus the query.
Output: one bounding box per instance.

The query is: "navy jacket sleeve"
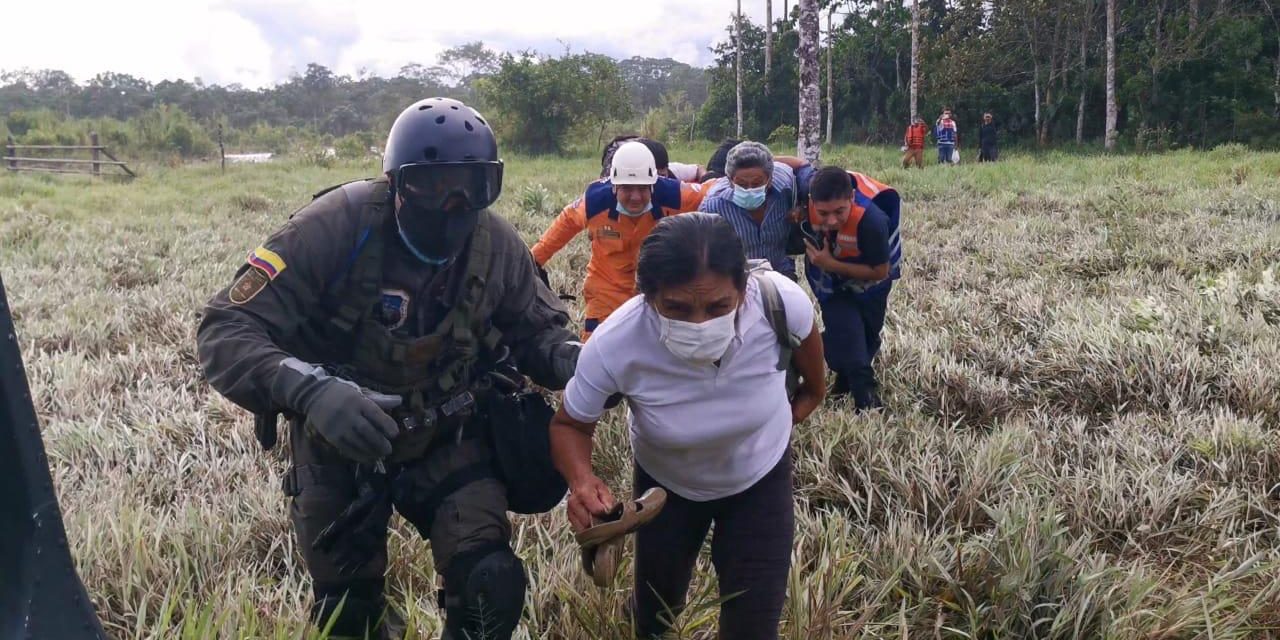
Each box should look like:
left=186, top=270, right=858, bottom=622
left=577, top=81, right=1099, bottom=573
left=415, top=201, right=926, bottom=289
left=857, top=209, right=891, bottom=266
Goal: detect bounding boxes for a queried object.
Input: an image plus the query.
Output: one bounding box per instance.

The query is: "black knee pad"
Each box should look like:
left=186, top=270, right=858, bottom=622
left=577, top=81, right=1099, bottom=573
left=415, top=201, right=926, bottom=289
left=442, top=544, right=527, bottom=638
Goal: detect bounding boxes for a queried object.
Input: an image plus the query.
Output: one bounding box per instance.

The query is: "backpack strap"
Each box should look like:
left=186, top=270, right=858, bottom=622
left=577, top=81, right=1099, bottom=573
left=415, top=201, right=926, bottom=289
left=753, top=272, right=799, bottom=372
left=327, top=180, right=391, bottom=335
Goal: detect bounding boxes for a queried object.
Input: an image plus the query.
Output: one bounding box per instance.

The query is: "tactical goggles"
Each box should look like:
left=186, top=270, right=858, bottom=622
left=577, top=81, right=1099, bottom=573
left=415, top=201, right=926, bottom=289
left=394, top=161, right=503, bottom=211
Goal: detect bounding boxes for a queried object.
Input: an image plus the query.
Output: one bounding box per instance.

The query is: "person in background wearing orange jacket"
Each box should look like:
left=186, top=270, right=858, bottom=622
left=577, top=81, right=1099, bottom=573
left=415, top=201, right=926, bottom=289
left=532, top=141, right=708, bottom=339
left=902, top=116, right=929, bottom=169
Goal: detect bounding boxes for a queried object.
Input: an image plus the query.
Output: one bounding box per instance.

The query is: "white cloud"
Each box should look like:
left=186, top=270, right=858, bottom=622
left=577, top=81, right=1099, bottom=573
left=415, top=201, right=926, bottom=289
left=1, top=0, right=778, bottom=88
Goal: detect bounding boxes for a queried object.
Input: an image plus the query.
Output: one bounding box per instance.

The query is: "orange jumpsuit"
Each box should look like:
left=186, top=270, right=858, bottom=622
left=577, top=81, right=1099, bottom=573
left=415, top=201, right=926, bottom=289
left=532, top=176, right=708, bottom=338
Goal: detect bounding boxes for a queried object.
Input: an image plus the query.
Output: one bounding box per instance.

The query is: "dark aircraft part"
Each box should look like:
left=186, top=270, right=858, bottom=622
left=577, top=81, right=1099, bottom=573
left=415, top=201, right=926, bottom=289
left=0, top=274, right=107, bottom=639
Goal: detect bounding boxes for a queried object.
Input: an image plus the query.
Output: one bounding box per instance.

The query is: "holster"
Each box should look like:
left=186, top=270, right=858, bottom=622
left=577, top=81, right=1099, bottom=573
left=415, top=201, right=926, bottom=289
left=254, top=411, right=279, bottom=450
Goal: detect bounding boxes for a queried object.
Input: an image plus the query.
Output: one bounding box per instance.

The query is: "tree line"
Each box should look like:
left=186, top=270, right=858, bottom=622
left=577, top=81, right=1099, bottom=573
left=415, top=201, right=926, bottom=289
left=3, top=1, right=1277, bottom=159
left=0, top=44, right=707, bottom=156
left=715, top=0, right=1280, bottom=152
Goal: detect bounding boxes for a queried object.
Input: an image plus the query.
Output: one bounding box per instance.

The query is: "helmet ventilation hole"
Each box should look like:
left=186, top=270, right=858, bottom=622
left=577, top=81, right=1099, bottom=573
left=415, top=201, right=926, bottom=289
left=419, top=104, right=432, bottom=110
left=464, top=120, right=474, bottom=131
left=475, top=116, right=487, bottom=126
left=435, top=115, right=446, bottom=124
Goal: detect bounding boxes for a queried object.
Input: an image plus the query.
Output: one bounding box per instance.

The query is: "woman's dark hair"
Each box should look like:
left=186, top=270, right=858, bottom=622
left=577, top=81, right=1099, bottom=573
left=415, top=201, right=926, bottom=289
left=809, top=166, right=854, bottom=203
left=600, top=134, right=641, bottom=177
left=638, top=138, right=669, bottom=171
left=637, top=213, right=748, bottom=297
left=702, top=138, right=741, bottom=180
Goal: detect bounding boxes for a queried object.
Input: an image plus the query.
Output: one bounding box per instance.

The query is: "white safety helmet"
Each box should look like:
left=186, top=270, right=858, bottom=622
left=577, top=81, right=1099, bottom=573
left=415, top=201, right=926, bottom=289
left=609, top=141, right=658, bottom=186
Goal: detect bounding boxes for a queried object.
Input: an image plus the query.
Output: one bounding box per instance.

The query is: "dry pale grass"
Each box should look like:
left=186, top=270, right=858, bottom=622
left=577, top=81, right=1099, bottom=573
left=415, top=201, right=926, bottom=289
left=3, top=143, right=1279, bottom=639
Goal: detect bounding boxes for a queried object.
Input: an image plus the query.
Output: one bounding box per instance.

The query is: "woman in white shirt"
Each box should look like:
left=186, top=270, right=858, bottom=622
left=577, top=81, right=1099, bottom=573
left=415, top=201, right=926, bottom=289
left=550, top=212, right=826, bottom=639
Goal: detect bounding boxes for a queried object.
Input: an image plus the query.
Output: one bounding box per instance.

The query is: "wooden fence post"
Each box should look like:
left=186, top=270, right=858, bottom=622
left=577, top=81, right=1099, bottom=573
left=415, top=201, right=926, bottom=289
left=5, top=136, right=14, bottom=171
left=91, top=132, right=101, bottom=176
left=218, top=124, right=225, bottom=172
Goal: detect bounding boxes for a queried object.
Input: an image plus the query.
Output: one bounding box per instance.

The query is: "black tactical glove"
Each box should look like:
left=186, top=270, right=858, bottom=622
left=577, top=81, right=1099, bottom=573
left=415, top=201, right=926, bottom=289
left=271, top=358, right=402, bottom=464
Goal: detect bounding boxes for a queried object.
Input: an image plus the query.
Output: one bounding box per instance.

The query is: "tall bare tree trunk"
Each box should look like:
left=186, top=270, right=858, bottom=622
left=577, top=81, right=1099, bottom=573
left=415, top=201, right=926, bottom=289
left=1147, top=0, right=1166, bottom=131
left=1105, top=0, right=1118, bottom=151
left=1077, top=0, right=1091, bottom=144
left=1189, top=0, right=1199, bottom=30
left=896, top=48, right=902, bottom=90
left=736, top=0, right=744, bottom=137
left=910, top=0, right=920, bottom=121
left=798, top=0, right=822, bottom=163
left=826, top=9, right=834, bottom=145
left=1266, top=1, right=1280, bottom=117
left=1030, top=17, right=1043, bottom=146
left=1034, top=70, right=1043, bottom=145
left=765, top=0, right=773, bottom=94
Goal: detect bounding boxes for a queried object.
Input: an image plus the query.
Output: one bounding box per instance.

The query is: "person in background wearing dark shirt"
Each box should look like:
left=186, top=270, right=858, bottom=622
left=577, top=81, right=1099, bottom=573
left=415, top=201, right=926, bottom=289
left=979, top=112, right=999, bottom=162
left=701, top=138, right=742, bottom=181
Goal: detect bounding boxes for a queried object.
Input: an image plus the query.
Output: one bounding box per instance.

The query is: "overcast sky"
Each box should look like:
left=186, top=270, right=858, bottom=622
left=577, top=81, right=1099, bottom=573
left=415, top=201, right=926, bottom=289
left=3, top=0, right=784, bottom=88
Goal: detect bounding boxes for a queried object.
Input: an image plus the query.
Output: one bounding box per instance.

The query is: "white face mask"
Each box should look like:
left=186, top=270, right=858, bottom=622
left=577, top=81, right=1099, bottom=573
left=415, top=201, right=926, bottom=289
left=658, top=309, right=738, bottom=365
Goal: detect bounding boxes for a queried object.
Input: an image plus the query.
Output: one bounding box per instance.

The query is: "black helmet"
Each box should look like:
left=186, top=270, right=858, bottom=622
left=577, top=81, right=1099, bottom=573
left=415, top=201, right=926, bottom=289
left=383, top=97, right=503, bottom=211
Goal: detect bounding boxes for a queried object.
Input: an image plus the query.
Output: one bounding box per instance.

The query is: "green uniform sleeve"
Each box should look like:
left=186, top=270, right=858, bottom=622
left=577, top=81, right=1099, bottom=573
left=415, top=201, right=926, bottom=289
left=195, top=187, right=358, bottom=414
left=486, top=215, right=579, bottom=390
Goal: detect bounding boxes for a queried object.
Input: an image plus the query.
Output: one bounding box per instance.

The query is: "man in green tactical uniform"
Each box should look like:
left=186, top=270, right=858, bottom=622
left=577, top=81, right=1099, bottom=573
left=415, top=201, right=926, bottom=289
left=195, top=97, right=580, bottom=639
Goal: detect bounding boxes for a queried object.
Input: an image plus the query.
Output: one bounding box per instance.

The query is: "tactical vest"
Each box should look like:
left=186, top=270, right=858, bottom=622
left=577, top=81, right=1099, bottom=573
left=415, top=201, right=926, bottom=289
left=299, top=179, right=504, bottom=461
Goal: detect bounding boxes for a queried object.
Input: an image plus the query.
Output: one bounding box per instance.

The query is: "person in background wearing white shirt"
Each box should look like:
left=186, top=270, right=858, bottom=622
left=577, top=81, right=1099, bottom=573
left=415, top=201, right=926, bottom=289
left=549, top=213, right=827, bottom=639
left=599, top=134, right=713, bottom=184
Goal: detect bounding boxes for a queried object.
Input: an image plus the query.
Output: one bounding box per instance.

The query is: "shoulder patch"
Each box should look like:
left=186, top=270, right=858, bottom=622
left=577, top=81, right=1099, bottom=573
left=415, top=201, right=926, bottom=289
left=229, top=266, right=271, bottom=304
left=229, top=245, right=287, bottom=305
left=377, top=288, right=410, bottom=330
left=247, top=246, right=287, bottom=278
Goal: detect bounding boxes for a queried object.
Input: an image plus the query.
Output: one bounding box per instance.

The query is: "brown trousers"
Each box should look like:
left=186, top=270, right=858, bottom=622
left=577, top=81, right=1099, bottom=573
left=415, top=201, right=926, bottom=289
left=901, top=147, right=925, bottom=169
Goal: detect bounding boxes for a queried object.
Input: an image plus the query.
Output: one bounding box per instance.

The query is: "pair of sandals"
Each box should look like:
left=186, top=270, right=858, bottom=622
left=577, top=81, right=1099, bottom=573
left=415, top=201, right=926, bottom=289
left=574, top=487, right=667, bottom=587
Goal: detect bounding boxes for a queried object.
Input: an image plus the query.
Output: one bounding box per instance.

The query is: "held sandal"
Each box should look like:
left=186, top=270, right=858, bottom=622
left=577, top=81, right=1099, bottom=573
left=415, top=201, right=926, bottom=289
left=576, top=487, right=667, bottom=587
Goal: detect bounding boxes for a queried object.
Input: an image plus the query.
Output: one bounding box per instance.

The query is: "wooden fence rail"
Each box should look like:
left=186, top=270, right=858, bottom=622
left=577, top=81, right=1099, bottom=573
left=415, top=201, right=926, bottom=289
left=4, top=132, right=136, bottom=179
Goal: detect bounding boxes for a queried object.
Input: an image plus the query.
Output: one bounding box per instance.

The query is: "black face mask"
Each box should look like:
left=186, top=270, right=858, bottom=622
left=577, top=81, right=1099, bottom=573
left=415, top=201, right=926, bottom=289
left=394, top=201, right=480, bottom=265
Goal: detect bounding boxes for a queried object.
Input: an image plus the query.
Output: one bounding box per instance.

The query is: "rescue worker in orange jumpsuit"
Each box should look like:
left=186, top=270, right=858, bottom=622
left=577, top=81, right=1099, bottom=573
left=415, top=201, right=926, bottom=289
left=531, top=141, right=709, bottom=339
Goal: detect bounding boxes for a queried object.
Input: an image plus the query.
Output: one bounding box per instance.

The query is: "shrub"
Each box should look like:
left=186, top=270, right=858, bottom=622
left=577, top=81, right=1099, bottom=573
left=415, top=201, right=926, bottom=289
left=767, top=124, right=798, bottom=148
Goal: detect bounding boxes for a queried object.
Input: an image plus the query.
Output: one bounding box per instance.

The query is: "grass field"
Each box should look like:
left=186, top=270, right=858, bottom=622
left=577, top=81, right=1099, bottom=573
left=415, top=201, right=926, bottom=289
left=3, top=142, right=1280, bottom=639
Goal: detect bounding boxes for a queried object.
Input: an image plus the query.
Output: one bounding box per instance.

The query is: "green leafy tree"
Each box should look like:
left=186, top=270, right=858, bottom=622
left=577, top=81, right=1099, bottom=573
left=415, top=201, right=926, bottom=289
left=477, top=51, right=632, bottom=154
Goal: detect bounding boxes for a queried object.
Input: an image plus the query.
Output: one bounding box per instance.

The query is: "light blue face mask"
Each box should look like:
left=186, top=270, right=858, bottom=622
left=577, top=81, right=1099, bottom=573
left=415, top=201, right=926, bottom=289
left=617, top=201, right=654, bottom=217
left=732, top=184, right=767, bottom=210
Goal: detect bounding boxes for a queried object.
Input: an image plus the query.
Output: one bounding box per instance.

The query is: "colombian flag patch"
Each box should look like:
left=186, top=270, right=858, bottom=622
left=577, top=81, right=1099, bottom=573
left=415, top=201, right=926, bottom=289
left=229, top=245, right=287, bottom=305
left=246, top=246, right=286, bottom=279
